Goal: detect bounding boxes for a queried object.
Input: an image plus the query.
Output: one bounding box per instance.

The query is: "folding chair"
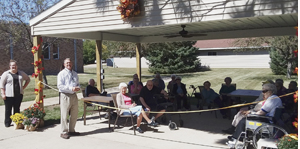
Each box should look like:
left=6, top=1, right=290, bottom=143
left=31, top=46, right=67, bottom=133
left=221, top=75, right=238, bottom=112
left=188, top=85, right=202, bottom=108
left=112, top=93, right=136, bottom=135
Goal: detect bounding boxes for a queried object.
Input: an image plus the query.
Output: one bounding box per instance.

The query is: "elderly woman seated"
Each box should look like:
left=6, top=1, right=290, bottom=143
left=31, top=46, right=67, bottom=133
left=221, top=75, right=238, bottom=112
left=202, top=81, right=226, bottom=117
left=226, top=83, right=282, bottom=146
left=116, top=83, right=158, bottom=133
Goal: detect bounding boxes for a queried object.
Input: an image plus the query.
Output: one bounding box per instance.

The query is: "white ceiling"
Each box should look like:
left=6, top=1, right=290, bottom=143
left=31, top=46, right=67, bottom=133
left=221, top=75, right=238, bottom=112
left=44, top=13, right=298, bottom=43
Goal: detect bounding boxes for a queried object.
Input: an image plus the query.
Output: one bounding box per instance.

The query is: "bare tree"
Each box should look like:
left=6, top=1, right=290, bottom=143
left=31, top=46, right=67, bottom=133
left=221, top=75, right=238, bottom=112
left=0, top=0, right=67, bottom=87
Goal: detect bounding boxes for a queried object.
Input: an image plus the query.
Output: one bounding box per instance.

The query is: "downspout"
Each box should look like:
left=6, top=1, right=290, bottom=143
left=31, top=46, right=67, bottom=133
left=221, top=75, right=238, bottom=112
left=74, top=39, right=77, bottom=71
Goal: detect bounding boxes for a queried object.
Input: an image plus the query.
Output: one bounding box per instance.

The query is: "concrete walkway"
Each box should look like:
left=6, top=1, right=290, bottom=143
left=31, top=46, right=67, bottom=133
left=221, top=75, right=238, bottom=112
left=0, top=89, right=232, bottom=149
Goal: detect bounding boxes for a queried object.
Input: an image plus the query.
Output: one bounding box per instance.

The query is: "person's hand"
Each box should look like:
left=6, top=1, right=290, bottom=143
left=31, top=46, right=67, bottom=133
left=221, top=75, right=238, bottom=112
left=131, top=103, right=137, bottom=107
left=73, top=87, right=80, bottom=92
left=1, top=94, right=6, bottom=100
left=145, top=107, right=151, bottom=112
left=242, top=111, right=250, bottom=116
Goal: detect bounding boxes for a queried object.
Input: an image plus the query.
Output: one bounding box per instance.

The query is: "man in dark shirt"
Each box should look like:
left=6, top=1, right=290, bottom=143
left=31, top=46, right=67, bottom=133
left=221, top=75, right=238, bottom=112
left=85, top=79, right=101, bottom=97
left=139, top=80, right=168, bottom=121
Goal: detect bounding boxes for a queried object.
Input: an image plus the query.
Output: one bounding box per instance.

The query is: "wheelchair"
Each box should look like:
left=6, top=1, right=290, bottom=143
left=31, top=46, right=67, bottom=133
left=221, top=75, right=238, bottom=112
left=233, top=107, right=288, bottom=149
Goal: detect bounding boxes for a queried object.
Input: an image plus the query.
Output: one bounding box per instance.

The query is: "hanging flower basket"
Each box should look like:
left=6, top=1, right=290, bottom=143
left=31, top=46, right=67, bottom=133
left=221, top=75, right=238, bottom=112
left=116, top=0, right=140, bottom=20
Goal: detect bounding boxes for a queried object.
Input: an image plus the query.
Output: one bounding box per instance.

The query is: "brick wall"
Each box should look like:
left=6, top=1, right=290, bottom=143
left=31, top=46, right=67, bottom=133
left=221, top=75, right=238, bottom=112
left=0, top=38, right=83, bottom=76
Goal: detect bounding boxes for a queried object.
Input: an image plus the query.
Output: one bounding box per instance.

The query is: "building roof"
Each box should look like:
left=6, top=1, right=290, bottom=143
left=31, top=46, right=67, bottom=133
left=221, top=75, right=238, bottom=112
left=194, top=39, right=269, bottom=50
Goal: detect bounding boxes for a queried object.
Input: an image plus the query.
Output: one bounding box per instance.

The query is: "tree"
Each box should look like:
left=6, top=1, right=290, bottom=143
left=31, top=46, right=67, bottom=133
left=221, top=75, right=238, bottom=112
left=233, top=36, right=298, bottom=78
left=0, top=0, right=61, bottom=51
left=269, top=36, right=298, bottom=78
left=0, top=0, right=83, bottom=86
left=144, top=41, right=200, bottom=74
left=83, top=40, right=108, bottom=64
left=102, top=40, right=136, bottom=58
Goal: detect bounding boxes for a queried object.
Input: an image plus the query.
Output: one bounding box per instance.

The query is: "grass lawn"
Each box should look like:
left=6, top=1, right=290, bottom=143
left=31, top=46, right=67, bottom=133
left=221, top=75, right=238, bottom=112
left=0, top=67, right=297, bottom=106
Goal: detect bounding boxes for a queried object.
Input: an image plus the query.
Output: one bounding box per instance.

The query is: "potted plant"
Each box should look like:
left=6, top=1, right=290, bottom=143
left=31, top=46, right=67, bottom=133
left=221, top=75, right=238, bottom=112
left=22, top=104, right=46, bottom=127
left=10, top=113, right=25, bottom=130
left=277, top=134, right=298, bottom=149
left=23, top=117, right=39, bottom=131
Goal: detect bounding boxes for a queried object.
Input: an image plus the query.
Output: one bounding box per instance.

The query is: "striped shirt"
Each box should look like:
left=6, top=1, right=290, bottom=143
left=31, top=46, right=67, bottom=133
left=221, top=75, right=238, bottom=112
left=57, top=68, right=79, bottom=94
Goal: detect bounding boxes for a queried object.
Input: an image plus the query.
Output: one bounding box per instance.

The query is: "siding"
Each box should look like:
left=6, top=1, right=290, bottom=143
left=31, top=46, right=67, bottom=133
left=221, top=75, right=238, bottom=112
left=32, top=0, right=297, bottom=35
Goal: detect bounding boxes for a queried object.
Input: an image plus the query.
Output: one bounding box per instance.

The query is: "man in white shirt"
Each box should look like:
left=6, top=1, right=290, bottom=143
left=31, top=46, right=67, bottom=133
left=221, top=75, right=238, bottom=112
left=57, top=58, right=81, bottom=139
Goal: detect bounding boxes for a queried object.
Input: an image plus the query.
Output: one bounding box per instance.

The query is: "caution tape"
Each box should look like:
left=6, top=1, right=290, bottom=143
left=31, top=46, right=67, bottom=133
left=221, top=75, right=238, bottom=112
left=86, top=91, right=296, bottom=114
left=35, top=81, right=297, bottom=114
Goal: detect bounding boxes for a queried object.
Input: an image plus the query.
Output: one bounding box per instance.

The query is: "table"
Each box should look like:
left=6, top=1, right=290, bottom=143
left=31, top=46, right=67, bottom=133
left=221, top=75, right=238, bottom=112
left=227, top=89, right=261, bottom=98
left=81, top=96, right=113, bottom=128
left=226, top=89, right=261, bottom=119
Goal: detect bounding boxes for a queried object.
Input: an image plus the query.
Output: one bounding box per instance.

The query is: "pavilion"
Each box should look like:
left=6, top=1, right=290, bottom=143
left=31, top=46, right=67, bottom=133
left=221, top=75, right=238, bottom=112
left=29, top=0, right=298, bottom=107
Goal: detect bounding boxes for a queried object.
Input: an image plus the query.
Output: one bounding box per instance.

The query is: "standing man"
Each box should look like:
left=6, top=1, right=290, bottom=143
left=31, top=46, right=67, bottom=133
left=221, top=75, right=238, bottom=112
left=57, top=58, right=80, bottom=139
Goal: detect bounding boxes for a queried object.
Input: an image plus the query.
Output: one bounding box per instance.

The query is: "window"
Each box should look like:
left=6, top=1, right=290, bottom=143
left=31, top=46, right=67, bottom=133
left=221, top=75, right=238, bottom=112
left=43, top=43, right=50, bottom=60
left=208, top=52, right=217, bottom=56
left=53, top=44, right=59, bottom=59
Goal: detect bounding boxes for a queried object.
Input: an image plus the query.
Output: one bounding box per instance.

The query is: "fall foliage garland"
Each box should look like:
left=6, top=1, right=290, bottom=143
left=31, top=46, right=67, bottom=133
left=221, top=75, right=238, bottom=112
left=116, top=0, right=140, bottom=20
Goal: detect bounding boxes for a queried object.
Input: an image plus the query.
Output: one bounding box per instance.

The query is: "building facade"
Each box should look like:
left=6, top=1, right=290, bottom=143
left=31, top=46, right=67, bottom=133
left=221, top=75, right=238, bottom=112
left=0, top=38, right=83, bottom=75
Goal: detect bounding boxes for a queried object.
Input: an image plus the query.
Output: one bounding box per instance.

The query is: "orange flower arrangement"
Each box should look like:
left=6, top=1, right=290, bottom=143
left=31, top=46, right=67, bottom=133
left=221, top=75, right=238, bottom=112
left=116, top=0, right=140, bottom=20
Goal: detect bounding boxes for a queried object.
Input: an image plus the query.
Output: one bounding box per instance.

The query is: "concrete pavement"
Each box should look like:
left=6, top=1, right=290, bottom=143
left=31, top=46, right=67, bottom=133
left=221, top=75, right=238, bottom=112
left=0, top=90, right=232, bottom=149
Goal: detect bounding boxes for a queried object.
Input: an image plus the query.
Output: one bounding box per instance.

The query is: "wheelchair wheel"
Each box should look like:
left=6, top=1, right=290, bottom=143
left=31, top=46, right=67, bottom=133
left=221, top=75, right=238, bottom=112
left=168, top=121, right=178, bottom=130
left=252, top=124, right=288, bottom=148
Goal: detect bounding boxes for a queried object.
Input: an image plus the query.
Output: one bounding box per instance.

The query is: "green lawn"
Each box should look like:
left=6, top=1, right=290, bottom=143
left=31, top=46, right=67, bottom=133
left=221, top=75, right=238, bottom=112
left=0, top=67, right=297, bottom=106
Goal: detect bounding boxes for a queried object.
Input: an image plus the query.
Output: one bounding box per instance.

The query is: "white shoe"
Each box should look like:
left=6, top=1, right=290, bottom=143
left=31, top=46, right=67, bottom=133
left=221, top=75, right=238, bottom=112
left=226, top=139, right=237, bottom=148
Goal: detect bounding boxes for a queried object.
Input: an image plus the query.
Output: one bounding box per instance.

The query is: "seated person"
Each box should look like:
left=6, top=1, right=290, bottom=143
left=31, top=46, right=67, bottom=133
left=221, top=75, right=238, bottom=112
left=226, top=83, right=282, bottom=146
left=222, top=80, right=275, bottom=134
left=139, top=80, right=168, bottom=122
left=284, top=81, right=297, bottom=111
left=85, top=79, right=105, bottom=97
left=152, top=73, right=165, bottom=90
left=201, top=81, right=226, bottom=117
left=130, top=77, right=143, bottom=94
left=275, top=79, right=287, bottom=102
left=172, top=77, right=189, bottom=110
left=219, top=77, right=236, bottom=118
left=116, top=83, right=158, bottom=133
left=128, top=74, right=143, bottom=86
left=167, top=74, right=176, bottom=93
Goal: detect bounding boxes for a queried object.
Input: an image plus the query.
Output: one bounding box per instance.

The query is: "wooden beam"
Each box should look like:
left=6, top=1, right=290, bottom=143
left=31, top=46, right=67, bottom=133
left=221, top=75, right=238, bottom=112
left=136, top=43, right=141, bottom=82
left=96, top=40, right=103, bottom=92
left=33, top=36, right=43, bottom=109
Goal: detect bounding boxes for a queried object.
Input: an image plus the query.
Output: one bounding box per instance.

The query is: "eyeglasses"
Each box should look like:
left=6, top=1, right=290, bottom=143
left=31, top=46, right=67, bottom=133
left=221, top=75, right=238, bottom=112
left=262, top=90, right=269, bottom=93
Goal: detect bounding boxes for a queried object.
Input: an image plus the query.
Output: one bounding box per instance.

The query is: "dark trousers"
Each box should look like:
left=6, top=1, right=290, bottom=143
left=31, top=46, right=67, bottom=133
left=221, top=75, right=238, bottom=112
left=176, top=95, right=189, bottom=110
left=4, top=94, right=23, bottom=126
left=214, top=96, right=227, bottom=116
left=233, top=117, right=270, bottom=139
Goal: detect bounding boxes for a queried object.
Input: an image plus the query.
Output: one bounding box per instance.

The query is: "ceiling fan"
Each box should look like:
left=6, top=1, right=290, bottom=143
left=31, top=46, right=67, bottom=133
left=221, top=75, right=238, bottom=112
left=164, top=25, right=207, bottom=38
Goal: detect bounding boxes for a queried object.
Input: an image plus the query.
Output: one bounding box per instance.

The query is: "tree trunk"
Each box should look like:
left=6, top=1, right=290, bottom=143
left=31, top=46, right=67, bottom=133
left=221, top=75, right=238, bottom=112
left=287, top=61, right=291, bottom=79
